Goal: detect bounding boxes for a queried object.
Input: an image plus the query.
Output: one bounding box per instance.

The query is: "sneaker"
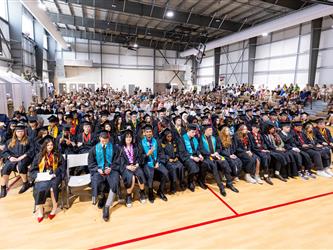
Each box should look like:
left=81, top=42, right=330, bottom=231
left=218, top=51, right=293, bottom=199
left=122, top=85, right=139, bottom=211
left=125, top=195, right=132, bottom=208
left=244, top=174, right=257, bottom=184
left=324, top=168, right=333, bottom=177
left=317, top=170, right=332, bottom=178
left=139, top=190, right=146, bottom=204
left=298, top=172, right=309, bottom=180
left=305, top=171, right=316, bottom=179
left=254, top=175, right=264, bottom=184
left=233, top=177, right=240, bottom=182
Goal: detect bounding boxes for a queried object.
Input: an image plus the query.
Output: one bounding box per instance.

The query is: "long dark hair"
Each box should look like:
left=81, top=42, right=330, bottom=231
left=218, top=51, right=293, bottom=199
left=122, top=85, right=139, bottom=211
left=121, top=130, right=134, bottom=146
left=38, top=138, right=60, bottom=164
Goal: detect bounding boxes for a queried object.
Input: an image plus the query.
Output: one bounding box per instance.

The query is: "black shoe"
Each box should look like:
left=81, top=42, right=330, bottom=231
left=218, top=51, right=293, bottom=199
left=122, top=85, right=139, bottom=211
left=188, top=182, right=195, bottom=192
left=103, top=206, right=110, bottom=222
left=148, top=188, right=155, bottom=203
left=157, top=190, right=168, bottom=201
left=98, top=195, right=106, bottom=209
left=125, top=194, right=132, bottom=208
left=139, top=190, right=146, bottom=204
left=170, top=182, right=177, bottom=194
left=275, top=174, right=287, bottom=182
left=264, top=177, right=274, bottom=185
left=219, top=187, right=227, bottom=197
left=197, top=180, right=207, bottom=190
left=18, top=182, right=30, bottom=194
left=179, top=182, right=186, bottom=191
left=0, top=185, right=7, bottom=198
left=226, top=184, right=239, bottom=193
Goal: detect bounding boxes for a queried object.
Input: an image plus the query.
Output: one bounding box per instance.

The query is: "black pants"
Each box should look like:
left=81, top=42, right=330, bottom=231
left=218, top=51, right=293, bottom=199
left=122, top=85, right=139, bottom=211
left=165, top=160, right=185, bottom=184
left=143, top=164, right=169, bottom=191
left=1, top=157, right=32, bottom=176
left=91, top=171, right=120, bottom=197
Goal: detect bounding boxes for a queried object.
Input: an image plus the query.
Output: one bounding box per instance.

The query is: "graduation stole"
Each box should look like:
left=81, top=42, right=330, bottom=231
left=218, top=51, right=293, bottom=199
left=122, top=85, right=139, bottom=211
left=48, top=125, right=58, bottom=138
left=183, top=133, right=198, bottom=156
left=95, top=143, right=113, bottom=170
left=83, top=132, right=91, bottom=143
left=141, top=137, right=157, bottom=168
left=38, top=152, right=58, bottom=173
left=320, top=128, right=329, bottom=143
left=201, top=135, right=216, bottom=153
left=294, top=129, right=304, bottom=144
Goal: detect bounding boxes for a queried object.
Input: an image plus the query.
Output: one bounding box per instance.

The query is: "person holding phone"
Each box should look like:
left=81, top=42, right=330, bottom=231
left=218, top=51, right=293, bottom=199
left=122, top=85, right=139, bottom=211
left=139, top=124, right=169, bottom=203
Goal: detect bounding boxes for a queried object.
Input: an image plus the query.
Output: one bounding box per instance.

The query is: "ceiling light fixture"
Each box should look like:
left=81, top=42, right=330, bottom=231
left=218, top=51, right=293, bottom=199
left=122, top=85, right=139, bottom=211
left=215, top=19, right=221, bottom=23
left=111, top=4, right=117, bottom=8
left=166, top=10, right=174, bottom=18
left=262, top=32, right=268, bottom=37
left=133, top=43, right=138, bottom=48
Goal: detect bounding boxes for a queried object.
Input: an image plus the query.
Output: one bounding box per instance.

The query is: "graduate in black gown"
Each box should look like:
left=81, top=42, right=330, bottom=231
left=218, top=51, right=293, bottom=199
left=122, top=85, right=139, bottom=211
left=1, top=123, right=34, bottom=198
left=27, top=116, right=39, bottom=141
left=314, top=118, right=333, bottom=149
left=116, top=129, right=146, bottom=208
left=219, top=126, right=243, bottom=180
left=233, top=124, right=259, bottom=184
left=302, top=122, right=333, bottom=178
left=278, top=121, right=306, bottom=178
left=57, top=125, right=76, bottom=155
left=30, top=135, right=65, bottom=222
left=179, top=124, right=205, bottom=191
left=139, top=124, right=169, bottom=203
left=76, top=121, right=97, bottom=153
left=199, top=124, right=239, bottom=196
left=88, top=130, right=121, bottom=221
left=291, top=121, right=318, bottom=179
left=159, top=128, right=185, bottom=194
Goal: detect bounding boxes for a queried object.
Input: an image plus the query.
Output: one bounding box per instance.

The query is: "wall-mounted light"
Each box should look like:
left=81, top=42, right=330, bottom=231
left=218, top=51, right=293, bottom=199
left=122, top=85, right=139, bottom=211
left=262, top=32, right=268, bottom=37
left=133, top=43, right=138, bottom=48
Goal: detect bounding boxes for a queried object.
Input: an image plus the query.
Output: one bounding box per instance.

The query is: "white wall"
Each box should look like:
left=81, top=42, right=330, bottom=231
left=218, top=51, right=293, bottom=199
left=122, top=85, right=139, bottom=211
left=56, top=37, right=191, bottom=92
left=197, top=15, right=333, bottom=90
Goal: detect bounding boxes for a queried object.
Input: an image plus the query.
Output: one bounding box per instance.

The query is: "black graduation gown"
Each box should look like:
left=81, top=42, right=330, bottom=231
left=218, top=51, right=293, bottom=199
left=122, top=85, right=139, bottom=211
left=302, top=132, right=331, bottom=169
left=233, top=136, right=256, bottom=175
left=291, top=129, right=322, bottom=170
left=27, top=127, right=38, bottom=141
left=248, top=132, right=271, bottom=172
left=314, top=127, right=333, bottom=146
left=138, top=137, right=169, bottom=189
left=278, top=131, right=302, bottom=175
left=159, top=140, right=185, bottom=183
left=30, top=153, right=65, bottom=205
left=75, top=132, right=97, bottom=153
left=57, top=134, right=77, bottom=154
left=115, top=145, right=146, bottom=188
left=220, top=140, right=243, bottom=177
left=199, top=135, right=233, bottom=186
left=1, top=139, right=35, bottom=175
left=88, top=144, right=120, bottom=197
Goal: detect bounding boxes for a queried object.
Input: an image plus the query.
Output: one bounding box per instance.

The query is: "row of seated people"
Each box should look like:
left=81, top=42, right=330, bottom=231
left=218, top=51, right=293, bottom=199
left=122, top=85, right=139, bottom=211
left=0, top=113, right=333, bottom=222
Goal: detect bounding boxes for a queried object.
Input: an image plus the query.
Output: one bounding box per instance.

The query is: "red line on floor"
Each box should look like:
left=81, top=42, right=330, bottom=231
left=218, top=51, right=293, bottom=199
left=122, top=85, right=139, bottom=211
left=7, top=176, right=20, bottom=191
left=90, top=191, right=333, bottom=250
left=206, top=185, right=238, bottom=215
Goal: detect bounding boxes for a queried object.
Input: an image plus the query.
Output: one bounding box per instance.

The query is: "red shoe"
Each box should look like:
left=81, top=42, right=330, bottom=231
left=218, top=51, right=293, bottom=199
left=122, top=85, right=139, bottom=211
left=37, top=217, right=43, bottom=223
left=48, top=213, right=56, bottom=220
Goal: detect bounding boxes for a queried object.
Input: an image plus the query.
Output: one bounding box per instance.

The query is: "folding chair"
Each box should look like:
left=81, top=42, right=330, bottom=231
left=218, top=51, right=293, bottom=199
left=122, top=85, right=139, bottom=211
left=65, top=153, right=91, bottom=208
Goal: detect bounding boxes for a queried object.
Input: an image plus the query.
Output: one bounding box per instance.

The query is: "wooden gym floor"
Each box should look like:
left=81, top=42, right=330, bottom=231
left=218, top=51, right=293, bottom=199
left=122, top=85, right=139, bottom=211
left=1, top=172, right=333, bottom=249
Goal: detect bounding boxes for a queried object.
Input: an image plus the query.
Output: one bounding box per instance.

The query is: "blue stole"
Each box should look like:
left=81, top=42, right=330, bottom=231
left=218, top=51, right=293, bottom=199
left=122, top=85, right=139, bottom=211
left=141, top=137, right=158, bottom=168
left=201, top=135, right=216, bottom=153
left=183, top=133, right=198, bottom=156
left=95, top=142, right=113, bottom=170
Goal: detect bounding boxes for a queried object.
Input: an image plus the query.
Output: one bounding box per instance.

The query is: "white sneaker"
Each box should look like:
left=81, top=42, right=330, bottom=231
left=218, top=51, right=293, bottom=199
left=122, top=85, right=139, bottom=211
left=255, top=175, right=264, bottom=184
left=324, top=168, right=333, bottom=177
left=245, top=173, right=257, bottom=184
left=317, top=170, right=332, bottom=178
left=233, top=177, right=240, bottom=182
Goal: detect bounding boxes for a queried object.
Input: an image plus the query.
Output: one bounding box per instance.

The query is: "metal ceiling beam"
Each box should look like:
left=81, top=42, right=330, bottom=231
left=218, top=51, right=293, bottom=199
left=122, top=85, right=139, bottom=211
left=49, top=12, right=203, bottom=42
left=258, top=0, right=308, bottom=10
left=59, top=0, right=249, bottom=32
left=58, top=28, right=190, bottom=51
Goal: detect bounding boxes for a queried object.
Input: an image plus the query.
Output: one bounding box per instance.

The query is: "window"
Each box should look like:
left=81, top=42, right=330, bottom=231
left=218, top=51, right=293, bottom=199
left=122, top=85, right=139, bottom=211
left=0, top=0, right=8, bottom=21
left=22, top=14, right=34, bottom=40
left=43, top=34, right=48, bottom=50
